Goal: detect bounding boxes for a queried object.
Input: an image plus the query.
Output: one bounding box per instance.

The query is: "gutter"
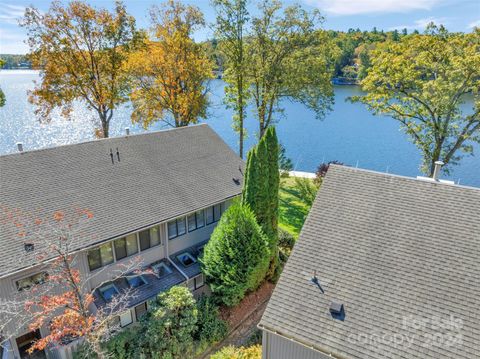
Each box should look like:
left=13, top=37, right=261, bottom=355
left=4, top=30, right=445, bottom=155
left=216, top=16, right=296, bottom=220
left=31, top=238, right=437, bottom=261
left=258, top=323, right=342, bottom=359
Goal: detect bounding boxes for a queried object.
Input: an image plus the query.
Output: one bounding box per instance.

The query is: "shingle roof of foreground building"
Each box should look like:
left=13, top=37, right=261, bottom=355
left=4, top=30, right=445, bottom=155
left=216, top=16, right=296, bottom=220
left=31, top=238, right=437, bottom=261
left=259, top=165, right=480, bottom=359
left=0, top=124, right=244, bottom=277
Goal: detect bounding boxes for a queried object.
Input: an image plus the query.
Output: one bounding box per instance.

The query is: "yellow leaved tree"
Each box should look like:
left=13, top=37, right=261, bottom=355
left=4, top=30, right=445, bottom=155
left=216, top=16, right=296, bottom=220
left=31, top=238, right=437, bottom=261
left=126, top=0, right=214, bottom=128
left=22, top=1, right=144, bottom=138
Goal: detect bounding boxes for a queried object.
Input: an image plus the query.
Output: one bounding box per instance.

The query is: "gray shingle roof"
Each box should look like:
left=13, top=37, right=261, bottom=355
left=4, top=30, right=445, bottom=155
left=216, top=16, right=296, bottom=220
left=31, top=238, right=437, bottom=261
left=0, top=124, right=243, bottom=277
left=259, top=165, right=480, bottom=359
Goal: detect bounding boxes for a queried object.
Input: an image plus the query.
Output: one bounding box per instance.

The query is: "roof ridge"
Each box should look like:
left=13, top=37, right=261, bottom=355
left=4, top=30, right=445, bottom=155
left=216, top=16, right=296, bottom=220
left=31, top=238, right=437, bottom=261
left=328, top=164, right=480, bottom=191
left=0, top=123, right=209, bottom=158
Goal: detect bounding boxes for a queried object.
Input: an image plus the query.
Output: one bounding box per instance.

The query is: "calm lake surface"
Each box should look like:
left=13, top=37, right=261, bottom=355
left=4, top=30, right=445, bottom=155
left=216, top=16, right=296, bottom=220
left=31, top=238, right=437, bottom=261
left=1, top=70, right=479, bottom=187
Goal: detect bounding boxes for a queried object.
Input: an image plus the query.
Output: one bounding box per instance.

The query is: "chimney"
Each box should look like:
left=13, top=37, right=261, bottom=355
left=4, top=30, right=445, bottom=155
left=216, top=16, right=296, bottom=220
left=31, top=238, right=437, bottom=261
left=16, top=142, right=23, bottom=152
left=432, top=161, right=444, bottom=181
left=125, top=127, right=130, bottom=136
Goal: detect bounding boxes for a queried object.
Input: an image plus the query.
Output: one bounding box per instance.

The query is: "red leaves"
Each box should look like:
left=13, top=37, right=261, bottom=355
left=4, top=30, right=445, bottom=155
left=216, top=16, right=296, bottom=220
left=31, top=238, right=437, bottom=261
left=53, top=211, right=65, bottom=222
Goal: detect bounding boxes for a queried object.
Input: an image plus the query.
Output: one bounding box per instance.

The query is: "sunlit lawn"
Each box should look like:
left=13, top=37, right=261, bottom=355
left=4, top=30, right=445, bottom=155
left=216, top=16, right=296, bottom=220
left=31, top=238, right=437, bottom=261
left=279, top=176, right=314, bottom=237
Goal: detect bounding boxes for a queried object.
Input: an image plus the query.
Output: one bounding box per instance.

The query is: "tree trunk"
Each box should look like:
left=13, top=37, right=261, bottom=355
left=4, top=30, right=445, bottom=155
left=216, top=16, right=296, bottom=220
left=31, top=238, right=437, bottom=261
left=238, top=79, right=244, bottom=159
left=98, top=111, right=110, bottom=138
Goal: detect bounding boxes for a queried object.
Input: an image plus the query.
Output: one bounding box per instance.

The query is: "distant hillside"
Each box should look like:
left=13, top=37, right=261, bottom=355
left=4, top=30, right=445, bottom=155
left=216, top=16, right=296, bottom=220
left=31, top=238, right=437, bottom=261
left=0, top=54, right=31, bottom=69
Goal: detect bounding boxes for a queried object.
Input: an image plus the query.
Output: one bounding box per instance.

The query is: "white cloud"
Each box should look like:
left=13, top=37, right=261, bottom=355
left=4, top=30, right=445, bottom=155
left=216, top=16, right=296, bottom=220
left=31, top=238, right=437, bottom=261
left=0, top=3, right=26, bottom=25
left=307, top=0, right=439, bottom=15
left=468, top=19, right=480, bottom=29
left=389, top=17, right=448, bottom=31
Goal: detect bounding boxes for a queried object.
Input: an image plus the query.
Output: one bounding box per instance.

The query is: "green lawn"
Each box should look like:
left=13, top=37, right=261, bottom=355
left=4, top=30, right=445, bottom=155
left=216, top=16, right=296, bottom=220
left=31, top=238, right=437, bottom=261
left=278, top=177, right=314, bottom=237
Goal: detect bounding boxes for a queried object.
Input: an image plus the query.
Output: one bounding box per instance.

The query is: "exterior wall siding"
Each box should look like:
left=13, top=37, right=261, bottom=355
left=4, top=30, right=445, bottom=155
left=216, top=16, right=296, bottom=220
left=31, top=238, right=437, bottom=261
left=86, top=222, right=168, bottom=290
left=262, top=331, right=333, bottom=359
left=0, top=198, right=235, bottom=359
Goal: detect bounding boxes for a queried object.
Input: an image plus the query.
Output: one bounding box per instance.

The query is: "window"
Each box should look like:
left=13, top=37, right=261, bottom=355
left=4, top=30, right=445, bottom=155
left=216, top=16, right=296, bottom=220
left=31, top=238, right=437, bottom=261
left=187, top=210, right=205, bottom=232
left=139, top=230, right=150, bottom=251
left=139, top=226, right=161, bottom=251
left=87, top=242, right=114, bottom=271
left=168, top=217, right=186, bottom=239
left=206, top=203, right=223, bottom=225
left=119, top=311, right=133, bottom=327
left=177, top=252, right=197, bottom=267
left=99, top=284, right=119, bottom=302
left=152, top=262, right=172, bottom=278
left=187, top=279, right=195, bottom=291
left=16, top=272, right=48, bottom=291
left=194, top=274, right=204, bottom=289
left=150, top=227, right=161, bottom=247
left=126, top=276, right=147, bottom=288
left=114, top=238, right=127, bottom=260
left=135, top=302, right=147, bottom=320
left=114, top=235, right=138, bottom=261
left=126, top=234, right=138, bottom=255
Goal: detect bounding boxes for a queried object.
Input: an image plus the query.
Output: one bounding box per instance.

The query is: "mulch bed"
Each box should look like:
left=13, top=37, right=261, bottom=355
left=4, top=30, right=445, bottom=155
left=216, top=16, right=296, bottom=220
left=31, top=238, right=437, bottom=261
left=219, top=281, right=275, bottom=330
left=199, top=281, right=275, bottom=358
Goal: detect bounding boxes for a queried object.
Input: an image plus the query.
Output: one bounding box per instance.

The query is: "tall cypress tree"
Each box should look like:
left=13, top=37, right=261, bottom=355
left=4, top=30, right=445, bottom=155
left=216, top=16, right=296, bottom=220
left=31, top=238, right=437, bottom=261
left=265, top=126, right=279, bottom=241
left=242, top=148, right=257, bottom=209
left=241, top=126, right=280, bottom=277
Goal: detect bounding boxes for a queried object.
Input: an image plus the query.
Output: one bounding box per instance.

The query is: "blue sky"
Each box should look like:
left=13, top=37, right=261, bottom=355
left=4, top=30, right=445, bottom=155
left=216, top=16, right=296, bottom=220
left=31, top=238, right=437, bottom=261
left=1, top=0, right=479, bottom=54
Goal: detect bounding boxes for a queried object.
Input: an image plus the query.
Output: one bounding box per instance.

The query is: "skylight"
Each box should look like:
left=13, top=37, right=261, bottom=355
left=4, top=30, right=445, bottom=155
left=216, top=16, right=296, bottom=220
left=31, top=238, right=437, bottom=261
left=152, top=262, right=172, bottom=278
left=100, top=284, right=119, bottom=302
left=177, top=252, right=197, bottom=267
left=126, top=276, right=147, bottom=288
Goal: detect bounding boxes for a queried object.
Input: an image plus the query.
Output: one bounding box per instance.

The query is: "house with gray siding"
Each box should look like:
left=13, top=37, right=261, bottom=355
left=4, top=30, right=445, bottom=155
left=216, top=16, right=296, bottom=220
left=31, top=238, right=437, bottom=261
left=0, top=124, right=244, bottom=359
left=259, top=165, right=480, bottom=359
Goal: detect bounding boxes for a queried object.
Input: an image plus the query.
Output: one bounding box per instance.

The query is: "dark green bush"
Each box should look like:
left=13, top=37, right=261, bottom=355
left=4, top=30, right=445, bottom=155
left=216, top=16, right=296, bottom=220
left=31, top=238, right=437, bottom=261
left=140, top=286, right=198, bottom=358
left=201, top=202, right=270, bottom=306
left=194, top=296, right=228, bottom=345
left=104, top=326, right=141, bottom=359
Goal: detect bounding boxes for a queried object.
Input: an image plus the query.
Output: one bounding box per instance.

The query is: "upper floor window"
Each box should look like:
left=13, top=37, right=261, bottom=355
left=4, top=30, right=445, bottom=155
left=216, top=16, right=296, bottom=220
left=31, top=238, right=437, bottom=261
left=88, top=243, right=114, bottom=271
left=139, top=226, right=161, bottom=251
left=114, top=234, right=138, bottom=261
left=168, top=217, right=186, bottom=240
left=16, top=272, right=48, bottom=291
left=187, top=210, right=205, bottom=232
left=206, top=203, right=223, bottom=225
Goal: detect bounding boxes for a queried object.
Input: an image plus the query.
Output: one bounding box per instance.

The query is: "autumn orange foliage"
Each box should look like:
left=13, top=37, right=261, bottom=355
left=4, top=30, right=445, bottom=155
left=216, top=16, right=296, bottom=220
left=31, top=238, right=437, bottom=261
left=126, top=0, right=214, bottom=128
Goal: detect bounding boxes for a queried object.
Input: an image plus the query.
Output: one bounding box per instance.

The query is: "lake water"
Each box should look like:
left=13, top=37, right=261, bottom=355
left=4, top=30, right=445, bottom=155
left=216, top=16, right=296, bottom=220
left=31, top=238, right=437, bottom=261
left=1, top=70, right=479, bottom=187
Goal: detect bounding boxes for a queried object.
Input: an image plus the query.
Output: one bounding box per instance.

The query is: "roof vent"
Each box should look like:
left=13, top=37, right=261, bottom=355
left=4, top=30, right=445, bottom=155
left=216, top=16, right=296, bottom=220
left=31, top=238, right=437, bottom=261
left=16, top=142, right=23, bottom=152
left=416, top=160, right=454, bottom=185
left=330, top=301, right=345, bottom=320
left=233, top=177, right=240, bottom=185
left=125, top=127, right=130, bottom=136
left=24, top=243, right=34, bottom=252
left=432, top=160, right=444, bottom=181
